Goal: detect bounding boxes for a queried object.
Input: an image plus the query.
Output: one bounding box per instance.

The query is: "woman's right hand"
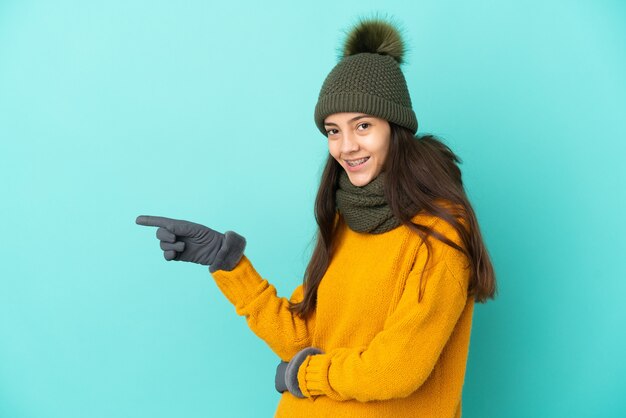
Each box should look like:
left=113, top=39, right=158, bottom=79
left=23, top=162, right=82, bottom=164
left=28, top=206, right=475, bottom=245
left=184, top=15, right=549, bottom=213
left=135, top=215, right=246, bottom=272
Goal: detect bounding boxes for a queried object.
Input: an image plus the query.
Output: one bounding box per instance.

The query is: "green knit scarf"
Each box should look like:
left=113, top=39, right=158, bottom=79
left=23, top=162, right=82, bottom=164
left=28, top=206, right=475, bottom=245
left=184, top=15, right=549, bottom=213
left=335, top=169, right=402, bottom=234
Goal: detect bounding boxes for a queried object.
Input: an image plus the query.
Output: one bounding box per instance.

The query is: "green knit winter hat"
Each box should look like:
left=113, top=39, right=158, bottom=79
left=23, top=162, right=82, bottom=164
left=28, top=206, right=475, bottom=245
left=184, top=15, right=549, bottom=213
left=314, top=17, right=418, bottom=136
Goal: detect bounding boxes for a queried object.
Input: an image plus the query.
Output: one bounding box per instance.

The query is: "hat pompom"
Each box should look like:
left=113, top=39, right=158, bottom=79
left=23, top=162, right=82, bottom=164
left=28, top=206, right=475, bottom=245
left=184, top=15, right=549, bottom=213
left=341, top=16, right=406, bottom=64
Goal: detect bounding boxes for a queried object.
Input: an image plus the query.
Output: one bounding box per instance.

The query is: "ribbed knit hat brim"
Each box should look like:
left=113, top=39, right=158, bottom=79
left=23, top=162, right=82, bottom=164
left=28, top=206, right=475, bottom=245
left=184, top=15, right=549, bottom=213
left=314, top=91, right=418, bottom=136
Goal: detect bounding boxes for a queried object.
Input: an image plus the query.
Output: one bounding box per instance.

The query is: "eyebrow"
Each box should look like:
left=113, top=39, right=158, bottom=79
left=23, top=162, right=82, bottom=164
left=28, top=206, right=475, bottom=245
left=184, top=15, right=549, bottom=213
left=324, top=114, right=371, bottom=127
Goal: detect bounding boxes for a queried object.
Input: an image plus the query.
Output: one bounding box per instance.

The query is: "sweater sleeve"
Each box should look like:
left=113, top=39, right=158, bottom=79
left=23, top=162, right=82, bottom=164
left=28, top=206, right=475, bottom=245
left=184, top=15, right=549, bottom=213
left=210, top=255, right=316, bottom=361
left=296, top=239, right=470, bottom=402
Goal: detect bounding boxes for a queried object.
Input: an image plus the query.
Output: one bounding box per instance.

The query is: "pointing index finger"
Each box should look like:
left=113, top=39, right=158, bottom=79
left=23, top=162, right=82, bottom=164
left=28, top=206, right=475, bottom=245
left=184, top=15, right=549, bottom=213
left=136, top=215, right=175, bottom=229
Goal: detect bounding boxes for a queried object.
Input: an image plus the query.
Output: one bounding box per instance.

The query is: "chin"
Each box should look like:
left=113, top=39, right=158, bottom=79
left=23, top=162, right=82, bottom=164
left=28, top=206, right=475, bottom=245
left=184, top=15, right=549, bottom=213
left=346, top=172, right=374, bottom=187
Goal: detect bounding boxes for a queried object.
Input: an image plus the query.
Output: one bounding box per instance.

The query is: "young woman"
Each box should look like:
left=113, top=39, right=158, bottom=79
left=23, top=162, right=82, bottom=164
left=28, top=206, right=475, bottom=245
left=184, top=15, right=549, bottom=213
left=137, top=16, right=497, bottom=418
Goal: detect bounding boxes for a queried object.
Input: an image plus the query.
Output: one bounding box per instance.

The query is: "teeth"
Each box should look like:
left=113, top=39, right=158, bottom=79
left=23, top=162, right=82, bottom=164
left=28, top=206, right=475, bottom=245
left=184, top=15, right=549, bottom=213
left=347, top=157, right=369, bottom=167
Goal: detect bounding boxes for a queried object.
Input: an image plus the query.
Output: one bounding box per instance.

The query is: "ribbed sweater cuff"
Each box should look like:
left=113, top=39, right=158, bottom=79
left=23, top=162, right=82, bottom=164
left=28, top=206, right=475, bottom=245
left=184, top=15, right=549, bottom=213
left=209, top=255, right=267, bottom=313
left=298, top=352, right=334, bottom=399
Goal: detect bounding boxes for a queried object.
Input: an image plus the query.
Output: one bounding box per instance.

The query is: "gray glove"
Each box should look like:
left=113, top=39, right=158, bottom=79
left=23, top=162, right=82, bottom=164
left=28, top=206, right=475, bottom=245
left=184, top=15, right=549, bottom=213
left=275, top=347, right=324, bottom=398
left=275, top=360, right=289, bottom=393
left=135, top=215, right=246, bottom=273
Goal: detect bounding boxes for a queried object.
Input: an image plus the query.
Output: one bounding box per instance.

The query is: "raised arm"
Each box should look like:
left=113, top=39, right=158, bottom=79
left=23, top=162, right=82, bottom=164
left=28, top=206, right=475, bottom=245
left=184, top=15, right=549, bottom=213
left=136, top=214, right=315, bottom=360
left=210, top=255, right=316, bottom=361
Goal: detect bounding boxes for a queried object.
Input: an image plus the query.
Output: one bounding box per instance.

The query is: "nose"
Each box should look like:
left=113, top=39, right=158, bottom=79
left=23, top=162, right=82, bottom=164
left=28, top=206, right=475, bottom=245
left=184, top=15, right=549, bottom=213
left=340, top=131, right=359, bottom=155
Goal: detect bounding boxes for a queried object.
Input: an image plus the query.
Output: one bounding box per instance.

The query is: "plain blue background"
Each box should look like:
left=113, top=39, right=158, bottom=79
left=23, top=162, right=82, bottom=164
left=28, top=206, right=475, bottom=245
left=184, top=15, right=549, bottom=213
left=1, top=1, right=625, bottom=417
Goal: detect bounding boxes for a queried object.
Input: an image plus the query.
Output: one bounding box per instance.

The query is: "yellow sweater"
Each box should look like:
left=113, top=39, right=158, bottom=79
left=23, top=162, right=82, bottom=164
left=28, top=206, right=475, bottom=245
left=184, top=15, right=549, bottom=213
left=210, top=209, right=475, bottom=418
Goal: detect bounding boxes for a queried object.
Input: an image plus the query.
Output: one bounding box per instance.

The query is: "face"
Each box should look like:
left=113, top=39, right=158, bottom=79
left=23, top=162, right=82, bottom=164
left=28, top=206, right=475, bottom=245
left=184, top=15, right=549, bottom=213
left=324, top=112, right=391, bottom=187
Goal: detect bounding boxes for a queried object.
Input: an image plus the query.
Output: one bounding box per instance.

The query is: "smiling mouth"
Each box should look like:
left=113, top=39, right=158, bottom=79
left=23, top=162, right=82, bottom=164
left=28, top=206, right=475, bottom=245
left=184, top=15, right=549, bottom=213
left=345, top=157, right=370, bottom=167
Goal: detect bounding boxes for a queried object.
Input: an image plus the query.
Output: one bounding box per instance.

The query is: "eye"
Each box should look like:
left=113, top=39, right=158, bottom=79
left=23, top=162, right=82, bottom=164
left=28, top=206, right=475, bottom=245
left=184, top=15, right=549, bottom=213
left=326, top=128, right=338, bottom=136
left=357, top=122, right=370, bottom=130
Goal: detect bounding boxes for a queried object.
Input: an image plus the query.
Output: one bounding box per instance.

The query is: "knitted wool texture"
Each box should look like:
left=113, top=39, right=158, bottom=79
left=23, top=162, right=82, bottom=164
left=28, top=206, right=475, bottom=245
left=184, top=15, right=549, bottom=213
left=335, top=169, right=401, bottom=234
left=210, top=204, right=474, bottom=417
left=314, top=52, right=418, bottom=136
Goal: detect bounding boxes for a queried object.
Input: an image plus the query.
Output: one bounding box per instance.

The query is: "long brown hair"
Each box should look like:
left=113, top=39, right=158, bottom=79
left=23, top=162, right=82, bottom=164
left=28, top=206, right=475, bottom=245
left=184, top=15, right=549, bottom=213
left=288, top=122, right=498, bottom=319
